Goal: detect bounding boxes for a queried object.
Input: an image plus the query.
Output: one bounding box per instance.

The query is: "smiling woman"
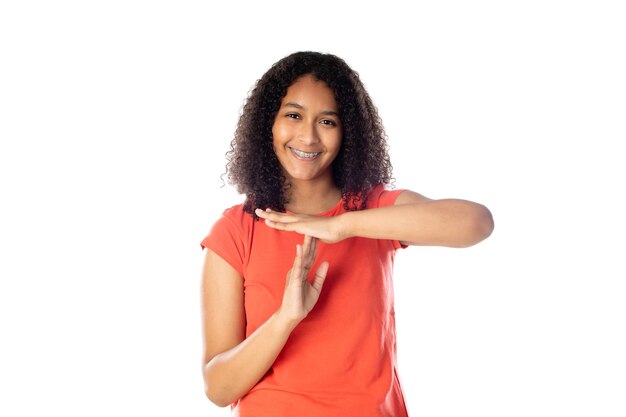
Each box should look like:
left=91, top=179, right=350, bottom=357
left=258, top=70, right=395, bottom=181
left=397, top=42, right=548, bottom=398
left=271, top=75, right=343, bottom=214
left=199, top=51, right=493, bottom=417
left=223, top=52, right=395, bottom=216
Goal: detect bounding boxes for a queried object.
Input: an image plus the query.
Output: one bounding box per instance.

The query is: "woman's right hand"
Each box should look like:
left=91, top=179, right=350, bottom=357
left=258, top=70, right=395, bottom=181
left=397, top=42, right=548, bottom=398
left=277, top=235, right=329, bottom=329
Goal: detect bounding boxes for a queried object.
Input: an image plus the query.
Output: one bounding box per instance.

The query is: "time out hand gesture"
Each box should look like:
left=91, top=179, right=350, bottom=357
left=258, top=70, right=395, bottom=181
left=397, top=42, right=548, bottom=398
left=277, top=235, right=329, bottom=329
left=255, top=208, right=346, bottom=244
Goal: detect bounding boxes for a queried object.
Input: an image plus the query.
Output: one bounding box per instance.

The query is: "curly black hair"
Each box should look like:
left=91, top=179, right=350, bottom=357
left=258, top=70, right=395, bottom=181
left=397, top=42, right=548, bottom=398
left=225, top=51, right=393, bottom=217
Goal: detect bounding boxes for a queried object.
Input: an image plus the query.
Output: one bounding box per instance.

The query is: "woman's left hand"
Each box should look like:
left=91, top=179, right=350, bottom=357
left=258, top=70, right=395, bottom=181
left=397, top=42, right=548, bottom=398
left=255, top=208, right=347, bottom=244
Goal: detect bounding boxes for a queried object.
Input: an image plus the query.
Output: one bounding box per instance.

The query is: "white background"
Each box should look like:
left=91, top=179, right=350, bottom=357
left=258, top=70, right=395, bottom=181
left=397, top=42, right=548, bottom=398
left=1, top=1, right=624, bottom=416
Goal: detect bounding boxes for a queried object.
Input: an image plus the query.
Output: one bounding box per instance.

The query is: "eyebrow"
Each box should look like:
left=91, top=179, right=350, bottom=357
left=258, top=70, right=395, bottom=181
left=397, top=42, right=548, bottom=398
left=283, top=102, right=339, bottom=117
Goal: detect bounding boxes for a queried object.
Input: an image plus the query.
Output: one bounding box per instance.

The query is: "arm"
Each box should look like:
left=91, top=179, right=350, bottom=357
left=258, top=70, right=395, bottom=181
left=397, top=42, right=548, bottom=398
left=201, top=236, right=328, bottom=407
left=255, top=190, right=494, bottom=248
left=344, top=190, right=494, bottom=247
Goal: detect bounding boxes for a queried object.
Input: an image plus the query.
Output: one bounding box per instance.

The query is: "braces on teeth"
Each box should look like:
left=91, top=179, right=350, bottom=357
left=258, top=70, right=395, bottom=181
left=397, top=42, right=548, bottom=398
left=292, top=149, right=320, bottom=158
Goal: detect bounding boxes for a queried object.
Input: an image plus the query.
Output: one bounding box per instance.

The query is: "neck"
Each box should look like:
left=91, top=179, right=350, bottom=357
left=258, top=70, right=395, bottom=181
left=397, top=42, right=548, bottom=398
left=285, top=178, right=342, bottom=215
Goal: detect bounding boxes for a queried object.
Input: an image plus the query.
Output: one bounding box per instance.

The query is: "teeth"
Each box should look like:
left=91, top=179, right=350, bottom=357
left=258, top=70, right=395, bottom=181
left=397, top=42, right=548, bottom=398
left=291, top=148, right=320, bottom=158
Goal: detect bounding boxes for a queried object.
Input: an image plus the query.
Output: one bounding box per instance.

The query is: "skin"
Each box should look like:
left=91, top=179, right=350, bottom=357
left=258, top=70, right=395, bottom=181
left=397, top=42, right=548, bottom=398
left=271, top=75, right=343, bottom=214
left=201, top=74, right=494, bottom=407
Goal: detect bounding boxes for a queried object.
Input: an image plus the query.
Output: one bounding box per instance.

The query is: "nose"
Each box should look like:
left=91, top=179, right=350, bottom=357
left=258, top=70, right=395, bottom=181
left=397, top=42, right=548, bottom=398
left=296, top=120, right=320, bottom=146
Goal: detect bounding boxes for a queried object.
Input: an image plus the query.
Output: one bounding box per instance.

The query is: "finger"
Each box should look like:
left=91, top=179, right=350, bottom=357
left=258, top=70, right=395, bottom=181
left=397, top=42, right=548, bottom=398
left=311, top=261, right=329, bottom=292
left=303, top=235, right=312, bottom=252
left=290, top=243, right=304, bottom=277
left=302, top=236, right=317, bottom=269
left=265, top=209, right=300, bottom=221
left=263, top=219, right=293, bottom=231
left=255, top=208, right=301, bottom=223
left=308, top=237, right=318, bottom=265
left=300, top=235, right=310, bottom=268
left=254, top=208, right=270, bottom=219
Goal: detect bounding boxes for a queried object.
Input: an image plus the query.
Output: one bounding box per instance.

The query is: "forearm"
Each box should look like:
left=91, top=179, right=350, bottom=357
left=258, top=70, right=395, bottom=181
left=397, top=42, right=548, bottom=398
left=203, top=311, right=295, bottom=407
left=340, top=199, right=494, bottom=247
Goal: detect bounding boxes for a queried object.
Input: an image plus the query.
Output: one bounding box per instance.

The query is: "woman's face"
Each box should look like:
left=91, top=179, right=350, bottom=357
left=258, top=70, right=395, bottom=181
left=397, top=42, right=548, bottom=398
left=272, top=74, right=342, bottom=184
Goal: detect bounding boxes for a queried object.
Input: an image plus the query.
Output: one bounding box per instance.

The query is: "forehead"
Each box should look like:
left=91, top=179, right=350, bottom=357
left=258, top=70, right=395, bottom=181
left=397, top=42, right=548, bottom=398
left=281, top=75, right=337, bottom=109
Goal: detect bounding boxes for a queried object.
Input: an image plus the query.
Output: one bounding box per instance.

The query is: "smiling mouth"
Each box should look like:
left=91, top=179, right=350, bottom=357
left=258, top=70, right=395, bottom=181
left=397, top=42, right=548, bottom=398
left=290, top=148, right=321, bottom=159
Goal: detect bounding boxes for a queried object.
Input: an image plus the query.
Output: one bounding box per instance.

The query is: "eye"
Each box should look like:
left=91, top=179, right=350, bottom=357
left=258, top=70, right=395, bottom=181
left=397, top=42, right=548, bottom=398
left=286, top=113, right=300, bottom=119
left=320, top=119, right=337, bottom=126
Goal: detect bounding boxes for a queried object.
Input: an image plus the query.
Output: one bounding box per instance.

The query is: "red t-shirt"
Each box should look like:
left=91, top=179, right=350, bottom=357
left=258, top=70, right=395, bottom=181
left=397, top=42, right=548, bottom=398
left=201, top=184, right=409, bottom=417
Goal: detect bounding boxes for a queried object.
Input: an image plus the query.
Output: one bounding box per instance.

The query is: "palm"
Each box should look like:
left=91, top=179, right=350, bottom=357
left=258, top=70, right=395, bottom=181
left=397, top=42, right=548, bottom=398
left=255, top=208, right=344, bottom=244
left=280, top=235, right=329, bottom=323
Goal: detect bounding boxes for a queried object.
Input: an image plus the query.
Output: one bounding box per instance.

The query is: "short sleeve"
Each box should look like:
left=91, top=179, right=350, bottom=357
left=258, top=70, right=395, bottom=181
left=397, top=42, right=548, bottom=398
left=375, top=187, right=405, bottom=209
left=200, top=206, right=248, bottom=276
left=368, top=184, right=408, bottom=250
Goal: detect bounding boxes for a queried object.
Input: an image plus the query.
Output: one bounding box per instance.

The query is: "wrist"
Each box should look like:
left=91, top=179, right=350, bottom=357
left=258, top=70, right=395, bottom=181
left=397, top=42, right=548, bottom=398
left=273, top=308, right=301, bottom=333
left=336, top=212, right=354, bottom=240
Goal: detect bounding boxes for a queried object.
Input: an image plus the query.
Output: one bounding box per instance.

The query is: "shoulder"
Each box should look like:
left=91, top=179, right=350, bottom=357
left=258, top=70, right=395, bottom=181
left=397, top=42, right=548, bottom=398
left=202, top=203, right=253, bottom=246
left=213, top=203, right=256, bottom=234
left=201, top=202, right=255, bottom=275
left=367, top=184, right=431, bottom=208
left=220, top=202, right=250, bottom=223
left=365, top=184, right=405, bottom=208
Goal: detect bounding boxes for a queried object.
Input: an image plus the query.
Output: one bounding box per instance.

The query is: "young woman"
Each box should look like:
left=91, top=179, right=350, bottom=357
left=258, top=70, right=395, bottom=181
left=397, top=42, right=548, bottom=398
left=200, top=51, right=494, bottom=416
